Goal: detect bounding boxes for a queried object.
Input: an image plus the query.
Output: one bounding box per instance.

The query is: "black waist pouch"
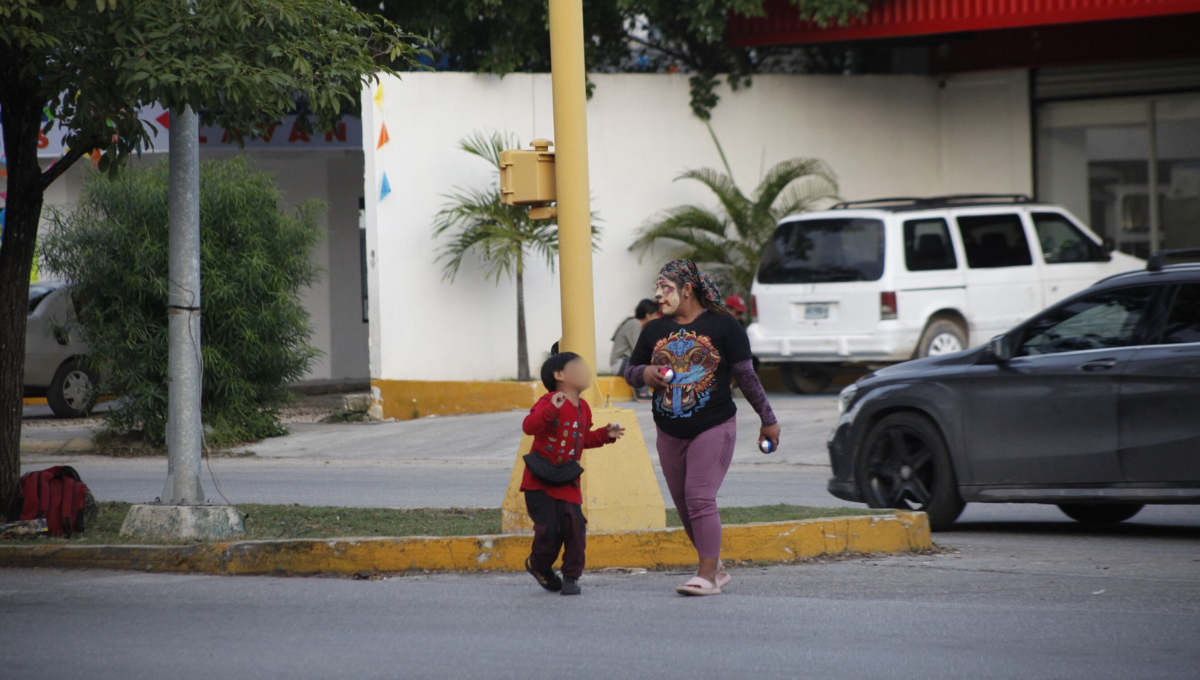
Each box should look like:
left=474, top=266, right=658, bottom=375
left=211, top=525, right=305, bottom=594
left=523, top=453, right=584, bottom=486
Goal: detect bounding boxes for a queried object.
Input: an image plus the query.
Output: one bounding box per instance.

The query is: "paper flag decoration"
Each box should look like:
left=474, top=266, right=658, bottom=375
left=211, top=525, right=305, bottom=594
left=90, top=149, right=102, bottom=167
left=373, top=85, right=384, bottom=109
left=380, top=173, right=392, bottom=201
left=377, top=123, right=390, bottom=149
left=156, top=111, right=171, bottom=129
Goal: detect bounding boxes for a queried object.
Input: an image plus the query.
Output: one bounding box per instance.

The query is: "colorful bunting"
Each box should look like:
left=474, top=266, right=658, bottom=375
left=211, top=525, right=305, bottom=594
left=380, top=173, right=392, bottom=201
left=377, top=123, right=390, bottom=149
left=156, top=111, right=171, bottom=129
left=373, top=85, right=384, bottom=109
left=90, top=149, right=102, bottom=167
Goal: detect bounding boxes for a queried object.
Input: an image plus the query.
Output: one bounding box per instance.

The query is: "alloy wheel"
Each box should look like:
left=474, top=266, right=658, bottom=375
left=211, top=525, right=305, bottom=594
left=865, top=426, right=936, bottom=510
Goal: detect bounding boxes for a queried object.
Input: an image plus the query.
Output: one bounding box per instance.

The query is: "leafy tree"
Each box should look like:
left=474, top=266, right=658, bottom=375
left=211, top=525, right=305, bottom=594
left=0, top=0, right=418, bottom=517
left=42, top=158, right=321, bottom=446
left=629, top=132, right=838, bottom=299
left=365, top=0, right=873, bottom=118
left=433, top=131, right=600, bottom=382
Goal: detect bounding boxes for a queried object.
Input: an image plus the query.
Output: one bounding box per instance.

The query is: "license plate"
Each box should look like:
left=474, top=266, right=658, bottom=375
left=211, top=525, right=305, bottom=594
left=805, top=304, right=829, bottom=320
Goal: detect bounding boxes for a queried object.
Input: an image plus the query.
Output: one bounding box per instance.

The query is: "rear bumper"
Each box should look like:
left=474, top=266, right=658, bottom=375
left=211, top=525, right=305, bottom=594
left=748, top=323, right=917, bottom=363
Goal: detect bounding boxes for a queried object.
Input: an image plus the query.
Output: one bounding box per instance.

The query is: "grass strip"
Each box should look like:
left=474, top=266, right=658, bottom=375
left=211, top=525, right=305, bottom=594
left=29, top=501, right=886, bottom=545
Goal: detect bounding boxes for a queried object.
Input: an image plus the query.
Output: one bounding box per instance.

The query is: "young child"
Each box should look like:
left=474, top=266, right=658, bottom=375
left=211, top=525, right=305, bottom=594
left=521, top=352, right=624, bottom=596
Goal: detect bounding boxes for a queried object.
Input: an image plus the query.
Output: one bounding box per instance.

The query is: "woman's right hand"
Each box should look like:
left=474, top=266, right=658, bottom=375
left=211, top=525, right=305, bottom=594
left=643, top=365, right=669, bottom=390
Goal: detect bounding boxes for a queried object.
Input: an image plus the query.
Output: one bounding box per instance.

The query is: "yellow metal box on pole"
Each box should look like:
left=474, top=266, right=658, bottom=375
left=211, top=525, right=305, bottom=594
left=499, top=139, right=556, bottom=206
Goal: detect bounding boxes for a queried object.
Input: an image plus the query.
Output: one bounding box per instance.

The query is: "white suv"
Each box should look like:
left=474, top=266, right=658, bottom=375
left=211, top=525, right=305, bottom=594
left=747, top=195, right=1143, bottom=393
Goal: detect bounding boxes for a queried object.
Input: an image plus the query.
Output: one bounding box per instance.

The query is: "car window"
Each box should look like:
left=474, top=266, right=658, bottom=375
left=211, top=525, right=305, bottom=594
left=1162, top=284, right=1200, bottom=344
left=904, top=218, right=957, bottom=271
left=757, top=218, right=885, bottom=284
left=28, top=284, right=55, bottom=315
left=1032, top=213, right=1105, bottom=264
left=956, top=214, right=1033, bottom=269
left=1020, top=286, right=1155, bottom=356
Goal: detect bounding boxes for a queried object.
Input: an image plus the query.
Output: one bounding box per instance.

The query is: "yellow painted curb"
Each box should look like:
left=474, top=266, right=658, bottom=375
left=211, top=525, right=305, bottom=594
left=0, top=512, right=930, bottom=576
left=372, top=377, right=633, bottom=421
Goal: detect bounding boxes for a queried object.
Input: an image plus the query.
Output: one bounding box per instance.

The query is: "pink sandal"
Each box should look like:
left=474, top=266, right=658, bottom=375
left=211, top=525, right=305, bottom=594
left=676, top=575, right=722, bottom=596
left=715, top=561, right=731, bottom=589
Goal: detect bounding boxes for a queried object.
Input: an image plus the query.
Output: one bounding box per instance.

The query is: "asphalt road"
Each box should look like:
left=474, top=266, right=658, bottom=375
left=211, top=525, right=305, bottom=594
left=3, top=515, right=1198, bottom=680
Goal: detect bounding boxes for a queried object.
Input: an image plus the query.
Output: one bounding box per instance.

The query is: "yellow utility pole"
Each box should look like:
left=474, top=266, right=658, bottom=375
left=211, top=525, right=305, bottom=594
left=499, top=0, right=666, bottom=533
left=547, top=0, right=599, bottom=403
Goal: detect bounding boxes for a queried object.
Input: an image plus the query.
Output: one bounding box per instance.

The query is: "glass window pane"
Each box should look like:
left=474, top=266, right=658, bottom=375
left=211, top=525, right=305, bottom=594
left=1163, top=284, right=1200, bottom=345
left=1020, top=286, right=1155, bottom=356
left=956, top=214, right=1033, bottom=269
left=904, top=218, right=957, bottom=271
left=1032, top=212, right=1105, bottom=263
left=757, top=218, right=885, bottom=284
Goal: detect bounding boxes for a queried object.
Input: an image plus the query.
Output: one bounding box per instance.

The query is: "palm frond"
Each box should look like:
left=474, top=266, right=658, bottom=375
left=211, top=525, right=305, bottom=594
left=751, top=158, right=837, bottom=216
left=676, top=168, right=749, bottom=230
left=458, top=130, right=520, bottom=171
left=629, top=205, right=729, bottom=254
left=771, top=175, right=841, bottom=220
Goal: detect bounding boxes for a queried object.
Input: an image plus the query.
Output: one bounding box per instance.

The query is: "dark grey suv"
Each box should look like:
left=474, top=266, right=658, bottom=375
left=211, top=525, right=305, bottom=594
left=827, top=250, right=1200, bottom=530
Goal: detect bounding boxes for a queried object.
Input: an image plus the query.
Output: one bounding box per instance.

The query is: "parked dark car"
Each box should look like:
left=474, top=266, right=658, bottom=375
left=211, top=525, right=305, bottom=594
left=24, top=281, right=98, bottom=418
left=827, top=250, right=1200, bottom=530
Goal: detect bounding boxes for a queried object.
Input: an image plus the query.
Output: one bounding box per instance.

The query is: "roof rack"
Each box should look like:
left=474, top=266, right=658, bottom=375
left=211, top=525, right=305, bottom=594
left=830, top=194, right=1033, bottom=211
left=1146, top=248, right=1200, bottom=272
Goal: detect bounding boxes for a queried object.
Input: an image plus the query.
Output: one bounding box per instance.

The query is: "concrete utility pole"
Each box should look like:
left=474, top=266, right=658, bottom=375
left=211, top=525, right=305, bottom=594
left=163, top=104, right=205, bottom=505
left=548, top=0, right=600, bottom=403
left=119, top=106, right=243, bottom=540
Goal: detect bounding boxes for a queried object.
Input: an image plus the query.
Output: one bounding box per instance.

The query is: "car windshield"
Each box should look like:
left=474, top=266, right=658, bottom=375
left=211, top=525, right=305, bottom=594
left=28, top=284, right=56, bottom=315
left=757, top=218, right=885, bottom=284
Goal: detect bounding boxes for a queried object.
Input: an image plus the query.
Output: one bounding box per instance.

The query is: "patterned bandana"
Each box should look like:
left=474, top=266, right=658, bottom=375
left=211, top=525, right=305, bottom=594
left=658, top=259, right=723, bottom=307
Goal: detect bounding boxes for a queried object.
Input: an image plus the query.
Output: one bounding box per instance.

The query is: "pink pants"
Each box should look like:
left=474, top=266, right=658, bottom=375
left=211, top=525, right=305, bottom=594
left=656, top=417, right=736, bottom=559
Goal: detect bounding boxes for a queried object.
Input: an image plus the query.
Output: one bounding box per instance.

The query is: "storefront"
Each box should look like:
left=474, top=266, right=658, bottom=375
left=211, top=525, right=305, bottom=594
left=729, top=0, right=1200, bottom=257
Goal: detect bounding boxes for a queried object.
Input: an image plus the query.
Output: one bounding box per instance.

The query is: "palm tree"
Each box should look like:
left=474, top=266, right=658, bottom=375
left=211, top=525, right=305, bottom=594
left=433, top=130, right=599, bottom=382
left=630, top=129, right=840, bottom=300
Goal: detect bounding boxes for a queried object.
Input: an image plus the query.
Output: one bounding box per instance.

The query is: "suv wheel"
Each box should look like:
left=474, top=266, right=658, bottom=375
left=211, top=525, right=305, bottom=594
left=46, top=358, right=98, bottom=419
left=916, top=318, right=967, bottom=358
left=779, top=363, right=832, bottom=394
left=1057, top=503, right=1144, bottom=524
left=856, top=412, right=965, bottom=531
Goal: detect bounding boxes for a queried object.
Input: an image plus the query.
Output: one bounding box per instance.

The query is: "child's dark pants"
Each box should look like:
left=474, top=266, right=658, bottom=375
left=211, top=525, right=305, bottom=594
left=524, top=490, right=586, bottom=579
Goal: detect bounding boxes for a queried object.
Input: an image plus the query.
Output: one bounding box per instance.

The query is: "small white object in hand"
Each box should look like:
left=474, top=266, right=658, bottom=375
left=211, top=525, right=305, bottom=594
left=659, top=367, right=675, bottom=383
left=759, top=440, right=775, bottom=454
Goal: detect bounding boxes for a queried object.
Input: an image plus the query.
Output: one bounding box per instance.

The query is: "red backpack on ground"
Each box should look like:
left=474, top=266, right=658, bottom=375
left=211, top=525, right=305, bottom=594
left=19, top=466, right=90, bottom=537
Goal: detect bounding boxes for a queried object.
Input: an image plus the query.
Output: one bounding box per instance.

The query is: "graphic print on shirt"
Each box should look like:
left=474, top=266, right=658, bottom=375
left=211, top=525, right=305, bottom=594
left=652, top=331, right=721, bottom=419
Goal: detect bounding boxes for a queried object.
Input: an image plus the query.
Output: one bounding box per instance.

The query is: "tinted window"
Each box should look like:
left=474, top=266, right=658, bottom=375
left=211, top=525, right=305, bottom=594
left=1162, top=284, right=1200, bottom=344
left=904, top=218, right=957, bottom=271
left=957, top=214, right=1033, bottom=269
left=28, top=284, right=55, bottom=315
left=1020, top=286, right=1155, bottom=356
left=1032, top=213, right=1105, bottom=263
left=758, top=218, right=885, bottom=284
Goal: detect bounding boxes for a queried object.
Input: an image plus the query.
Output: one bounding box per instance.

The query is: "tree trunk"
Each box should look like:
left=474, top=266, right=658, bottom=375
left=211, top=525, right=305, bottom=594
left=515, top=262, right=531, bottom=382
left=0, top=89, right=49, bottom=518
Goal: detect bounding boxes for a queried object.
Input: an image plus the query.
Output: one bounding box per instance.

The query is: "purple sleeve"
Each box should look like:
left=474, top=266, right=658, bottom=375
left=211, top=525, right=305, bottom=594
left=624, top=363, right=647, bottom=388
left=731, top=360, right=777, bottom=426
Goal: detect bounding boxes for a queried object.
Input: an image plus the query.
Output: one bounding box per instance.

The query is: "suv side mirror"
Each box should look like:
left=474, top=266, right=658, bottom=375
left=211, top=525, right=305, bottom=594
left=986, top=334, right=1015, bottom=363
left=1101, top=237, right=1116, bottom=261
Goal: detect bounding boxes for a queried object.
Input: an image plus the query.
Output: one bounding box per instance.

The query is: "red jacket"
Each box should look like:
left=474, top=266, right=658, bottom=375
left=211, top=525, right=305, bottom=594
left=519, top=393, right=613, bottom=504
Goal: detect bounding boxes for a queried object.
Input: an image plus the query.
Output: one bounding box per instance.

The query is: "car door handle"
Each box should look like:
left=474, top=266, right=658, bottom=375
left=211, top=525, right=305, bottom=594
left=1078, top=358, right=1118, bottom=372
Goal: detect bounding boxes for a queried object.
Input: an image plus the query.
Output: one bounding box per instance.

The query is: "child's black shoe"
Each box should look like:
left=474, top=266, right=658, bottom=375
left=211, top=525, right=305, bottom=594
left=561, top=577, right=581, bottom=596
left=526, top=557, right=563, bottom=592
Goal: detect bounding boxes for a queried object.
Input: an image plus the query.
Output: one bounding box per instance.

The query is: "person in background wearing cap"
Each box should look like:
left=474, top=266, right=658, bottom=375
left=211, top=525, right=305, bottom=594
left=725, top=294, right=748, bottom=325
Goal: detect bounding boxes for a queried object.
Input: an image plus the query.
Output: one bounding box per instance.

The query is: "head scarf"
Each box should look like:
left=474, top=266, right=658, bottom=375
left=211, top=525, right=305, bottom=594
left=658, top=259, right=723, bottom=307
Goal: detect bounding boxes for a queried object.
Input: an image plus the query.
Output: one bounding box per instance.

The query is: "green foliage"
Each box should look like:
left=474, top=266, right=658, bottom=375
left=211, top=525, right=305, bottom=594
left=630, top=127, right=839, bottom=298
left=368, top=0, right=872, bottom=119
left=42, top=158, right=322, bottom=446
left=1, top=0, right=421, bottom=176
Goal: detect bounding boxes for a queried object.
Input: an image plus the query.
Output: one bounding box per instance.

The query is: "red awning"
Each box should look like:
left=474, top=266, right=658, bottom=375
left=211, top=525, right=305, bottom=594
left=728, top=0, right=1200, bottom=47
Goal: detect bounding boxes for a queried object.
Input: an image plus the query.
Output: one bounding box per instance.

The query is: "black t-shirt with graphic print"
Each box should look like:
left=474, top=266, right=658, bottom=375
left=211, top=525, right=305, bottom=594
left=628, top=311, right=753, bottom=440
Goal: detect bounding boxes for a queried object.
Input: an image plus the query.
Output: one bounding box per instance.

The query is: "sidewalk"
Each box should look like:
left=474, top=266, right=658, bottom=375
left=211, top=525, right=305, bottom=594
left=20, top=394, right=848, bottom=510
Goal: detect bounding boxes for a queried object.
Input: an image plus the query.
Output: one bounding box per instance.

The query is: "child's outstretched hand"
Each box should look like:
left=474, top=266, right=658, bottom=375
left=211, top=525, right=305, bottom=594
left=606, top=423, right=625, bottom=441
left=550, top=391, right=567, bottom=409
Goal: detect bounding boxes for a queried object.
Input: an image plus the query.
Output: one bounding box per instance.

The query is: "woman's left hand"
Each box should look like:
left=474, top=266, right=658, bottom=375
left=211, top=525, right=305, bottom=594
left=758, top=422, right=781, bottom=453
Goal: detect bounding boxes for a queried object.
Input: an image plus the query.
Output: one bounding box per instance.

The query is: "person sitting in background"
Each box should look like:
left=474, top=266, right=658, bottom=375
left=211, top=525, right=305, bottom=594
left=610, top=299, right=659, bottom=400
left=725, top=295, right=748, bottom=325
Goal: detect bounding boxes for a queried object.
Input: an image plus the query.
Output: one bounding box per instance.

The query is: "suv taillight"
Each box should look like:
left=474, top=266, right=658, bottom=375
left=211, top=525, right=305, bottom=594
left=880, top=292, right=897, bottom=320
left=750, top=295, right=757, bottom=320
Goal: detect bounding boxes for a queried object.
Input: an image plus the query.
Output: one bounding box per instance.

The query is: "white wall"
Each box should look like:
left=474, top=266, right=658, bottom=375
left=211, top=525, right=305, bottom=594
left=363, top=70, right=1032, bottom=382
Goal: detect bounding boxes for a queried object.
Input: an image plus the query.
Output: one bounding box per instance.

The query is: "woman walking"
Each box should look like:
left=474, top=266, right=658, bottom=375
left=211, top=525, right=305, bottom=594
left=624, top=259, right=780, bottom=596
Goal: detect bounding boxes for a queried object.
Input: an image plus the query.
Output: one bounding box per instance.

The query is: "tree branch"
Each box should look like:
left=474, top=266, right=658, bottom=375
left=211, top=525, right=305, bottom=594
left=39, top=142, right=94, bottom=192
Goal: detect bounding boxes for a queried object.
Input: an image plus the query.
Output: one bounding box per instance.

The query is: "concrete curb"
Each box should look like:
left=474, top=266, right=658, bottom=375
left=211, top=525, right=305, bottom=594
left=19, top=439, right=94, bottom=455
left=0, top=512, right=930, bottom=576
